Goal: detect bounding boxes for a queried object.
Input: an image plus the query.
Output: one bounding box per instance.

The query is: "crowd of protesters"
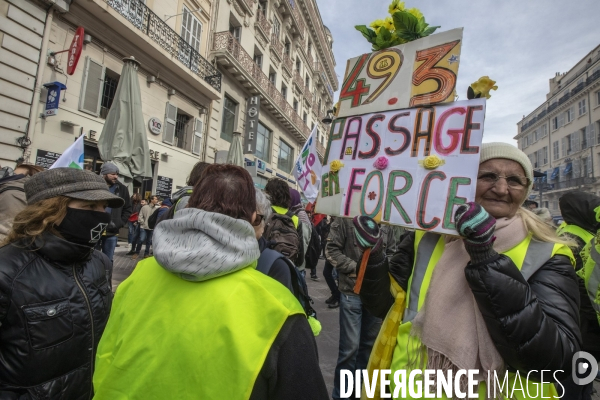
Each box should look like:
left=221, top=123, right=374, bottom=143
left=0, top=141, right=599, bottom=399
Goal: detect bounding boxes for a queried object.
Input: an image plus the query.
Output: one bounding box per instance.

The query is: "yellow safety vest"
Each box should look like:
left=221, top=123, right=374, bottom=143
left=271, top=205, right=300, bottom=228
left=581, top=238, right=600, bottom=323
left=557, top=222, right=594, bottom=245
left=389, top=231, right=574, bottom=399
left=93, top=257, right=305, bottom=400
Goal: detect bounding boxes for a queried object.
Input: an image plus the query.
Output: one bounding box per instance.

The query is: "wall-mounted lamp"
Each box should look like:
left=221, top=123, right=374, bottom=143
left=83, top=34, right=92, bottom=44
left=147, top=75, right=156, bottom=83
left=321, top=109, right=334, bottom=125
left=198, top=106, right=207, bottom=116
left=167, top=89, right=176, bottom=96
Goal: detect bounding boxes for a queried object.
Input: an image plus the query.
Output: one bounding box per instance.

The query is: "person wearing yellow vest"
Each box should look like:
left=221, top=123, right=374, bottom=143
left=556, top=191, right=600, bottom=399
left=356, top=142, right=581, bottom=399
left=92, top=164, right=329, bottom=400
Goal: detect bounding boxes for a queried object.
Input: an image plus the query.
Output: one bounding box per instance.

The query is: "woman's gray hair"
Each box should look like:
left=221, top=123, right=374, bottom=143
left=255, top=190, right=272, bottom=226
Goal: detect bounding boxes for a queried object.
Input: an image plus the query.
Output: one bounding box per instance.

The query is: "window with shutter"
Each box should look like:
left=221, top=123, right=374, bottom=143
left=192, top=118, right=203, bottom=155
left=163, top=102, right=177, bottom=145
left=589, top=123, right=596, bottom=147
left=79, top=56, right=105, bottom=116
left=179, top=6, right=202, bottom=72
left=561, top=137, right=566, bottom=156
left=573, top=159, right=581, bottom=178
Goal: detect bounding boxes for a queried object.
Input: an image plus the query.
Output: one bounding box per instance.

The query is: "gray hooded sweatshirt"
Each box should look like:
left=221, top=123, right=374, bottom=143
left=152, top=208, right=260, bottom=281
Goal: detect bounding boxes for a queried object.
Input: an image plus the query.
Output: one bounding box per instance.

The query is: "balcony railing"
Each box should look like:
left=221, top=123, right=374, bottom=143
left=537, top=177, right=596, bottom=191
left=213, top=31, right=313, bottom=145
left=104, top=0, right=221, bottom=92
left=255, top=11, right=272, bottom=38
left=286, top=0, right=305, bottom=38
left=283, top=53, right=293, bottom=75
left=293, top=71, right=305, bottom=93
left=271, top=35, right=283, bottom=60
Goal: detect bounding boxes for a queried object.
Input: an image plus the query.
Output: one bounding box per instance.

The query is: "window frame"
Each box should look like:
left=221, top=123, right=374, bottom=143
left=220, top=95, right=238, bottom=143
left=278, top=139, right=294, bottom=174
left=579, top=99, right=587, bottom=116
left=255, top=121, right=272, bottom=161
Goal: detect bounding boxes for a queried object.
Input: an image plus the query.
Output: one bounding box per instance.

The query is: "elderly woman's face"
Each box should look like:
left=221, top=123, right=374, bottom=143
left=475, top=159, right=529, bottom=219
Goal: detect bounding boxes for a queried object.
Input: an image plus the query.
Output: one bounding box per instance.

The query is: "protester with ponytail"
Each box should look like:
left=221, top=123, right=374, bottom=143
left=0, top=168, right=123, bottom=399
left=357, top=142, right=581, bottom=399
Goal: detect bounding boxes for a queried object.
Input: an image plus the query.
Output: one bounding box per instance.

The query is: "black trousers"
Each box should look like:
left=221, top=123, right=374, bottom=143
left=323, top=260, right=340, bottom=299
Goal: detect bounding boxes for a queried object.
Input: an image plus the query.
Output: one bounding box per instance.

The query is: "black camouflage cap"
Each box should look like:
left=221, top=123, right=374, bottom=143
left=25, top=167, right=125, bottom=208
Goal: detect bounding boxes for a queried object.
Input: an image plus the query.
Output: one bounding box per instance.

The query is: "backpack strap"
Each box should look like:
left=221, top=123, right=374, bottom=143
left=256, top=248, right=284, bottom=275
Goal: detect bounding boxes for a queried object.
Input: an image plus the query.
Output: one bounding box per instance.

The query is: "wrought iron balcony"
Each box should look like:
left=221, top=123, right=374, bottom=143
left=283, top=53, right=294, bottom=75
left=255, top=11, right=272, bottom=39
left=285, top=0, right=305, bottom=38
left=212, top=31, right=316, bottom=148
left=104, top=0, right=221, bottom=92
left=293, top=71, right=305, bottom=93
left=271, top=35, right=283, bottom=60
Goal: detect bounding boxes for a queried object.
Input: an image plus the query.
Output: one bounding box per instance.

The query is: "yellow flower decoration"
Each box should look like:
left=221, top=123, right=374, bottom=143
left=369, top=19, right=386, bottom=34
left=406, top=7, right=423, bottom=20
left=418, top=155, right=445, bottom=169
left=330, top=160, right=345, bottom=172
left=470, top=76, right=498, bottom=99
left=388, top=0, right=405, bottom=14
left=384, top=16, right=395, bottom=32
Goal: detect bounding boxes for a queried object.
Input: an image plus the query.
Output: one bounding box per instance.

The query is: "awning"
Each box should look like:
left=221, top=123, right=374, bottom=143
left=563, top=162, right=572, bottom=175
left=550, top=167, right=559, bottom=180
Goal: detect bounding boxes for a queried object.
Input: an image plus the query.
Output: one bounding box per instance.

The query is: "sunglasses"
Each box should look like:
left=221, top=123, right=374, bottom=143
left=477, top=171, right=529, bottom=189
left=252, top=214, right=264, bottom=227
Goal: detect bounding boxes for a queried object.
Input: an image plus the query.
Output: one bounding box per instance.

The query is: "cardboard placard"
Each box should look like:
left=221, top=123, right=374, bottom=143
left=337, top=28, right=463, bottom=118
left=156, top=176, right=173, bottom=199
left=316, top=98, right=486, bottom=235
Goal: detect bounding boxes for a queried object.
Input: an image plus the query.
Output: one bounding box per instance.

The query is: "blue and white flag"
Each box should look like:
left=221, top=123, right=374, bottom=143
left=50, top=135, right=84, bottom=169
left=293, top=126, right=322, bottom=202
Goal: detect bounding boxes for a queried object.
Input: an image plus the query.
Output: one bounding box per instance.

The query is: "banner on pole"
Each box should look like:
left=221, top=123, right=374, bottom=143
left=293, top=127, right=323, bottom=203
left=315, top=98, right=486, bottom=235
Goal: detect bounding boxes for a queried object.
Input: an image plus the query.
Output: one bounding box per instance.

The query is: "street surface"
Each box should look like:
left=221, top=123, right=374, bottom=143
left=111, top=242, right=599, bottom=399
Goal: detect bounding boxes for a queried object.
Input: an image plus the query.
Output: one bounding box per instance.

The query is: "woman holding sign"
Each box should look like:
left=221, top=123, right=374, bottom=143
left=356, top=142, right=580, bottom=399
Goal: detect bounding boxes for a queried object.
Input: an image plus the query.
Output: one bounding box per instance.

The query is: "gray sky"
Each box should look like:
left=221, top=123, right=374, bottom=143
left=316, top=0, right=600, bottom=145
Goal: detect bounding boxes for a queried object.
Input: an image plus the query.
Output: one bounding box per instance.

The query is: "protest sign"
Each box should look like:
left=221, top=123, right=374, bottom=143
left=293, top=127, right=322, bottom=202
left=337, top=28, right=463, bottom=118
left=315, top=98, right=486, bottom=235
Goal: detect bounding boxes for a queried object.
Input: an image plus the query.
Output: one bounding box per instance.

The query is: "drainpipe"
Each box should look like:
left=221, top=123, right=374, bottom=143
left=23, top=6, right=55, bottom=163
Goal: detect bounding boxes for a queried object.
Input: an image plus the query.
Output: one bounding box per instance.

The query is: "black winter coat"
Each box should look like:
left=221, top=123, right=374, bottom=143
left=106, top=180, right=131, bottom=235
left=360, top=231, right=581, bottom=380
left=0, top=233, right=113, bottom=399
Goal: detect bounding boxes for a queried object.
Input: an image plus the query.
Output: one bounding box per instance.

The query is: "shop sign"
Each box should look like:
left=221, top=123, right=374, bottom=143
left=148, top=117, right=162, bottom=135
left=67, top=27, right=84, bottom=75
left=244, top=96, right=260, bottom=154
left=156, top=176, right=173, bottom=199
left=35, top=149, right=61, bottom=169
left=43, top=81, right=67, bottom=117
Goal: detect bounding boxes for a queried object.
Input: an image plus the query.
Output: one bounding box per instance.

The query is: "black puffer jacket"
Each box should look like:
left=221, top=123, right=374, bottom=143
left=360, top=231, right=581, bottom=379
left=105, top=180, right=131, bottom=235
left=0, top=233, right=113, bottom=399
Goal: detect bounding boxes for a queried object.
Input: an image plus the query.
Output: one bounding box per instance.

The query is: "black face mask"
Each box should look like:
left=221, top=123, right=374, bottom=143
left=56, top=208, right=111, bottom=247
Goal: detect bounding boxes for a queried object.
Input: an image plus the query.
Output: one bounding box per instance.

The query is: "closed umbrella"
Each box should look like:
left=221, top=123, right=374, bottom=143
left=226, top=132, right=244, bottom=167
left=98, top=56, right=152, bottom=188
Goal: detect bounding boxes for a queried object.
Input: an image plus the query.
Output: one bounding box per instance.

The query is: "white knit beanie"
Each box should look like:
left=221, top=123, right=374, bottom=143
left=479, top=142, right=533, bottom=193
